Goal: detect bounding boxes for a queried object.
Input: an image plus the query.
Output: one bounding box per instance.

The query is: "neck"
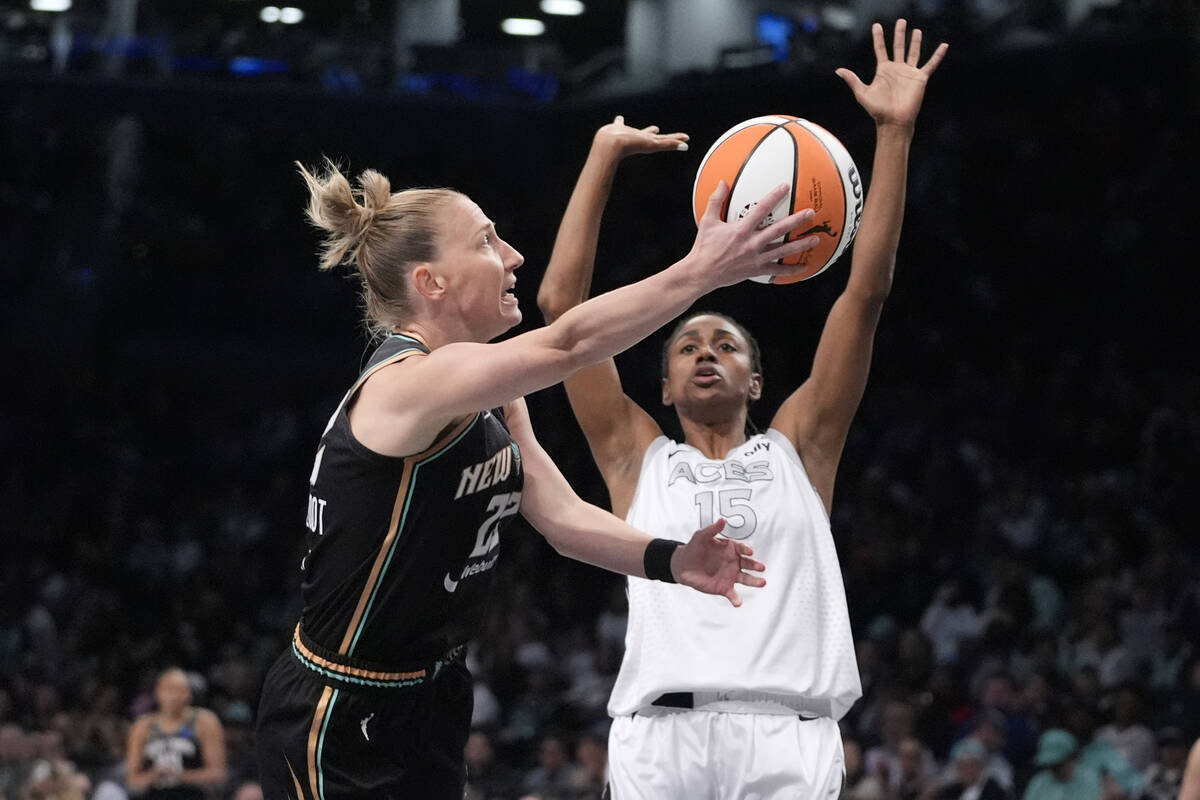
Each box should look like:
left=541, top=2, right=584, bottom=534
left=679, top=415, right=748, bottom=459
left=392, top=320, right=457, bottom=350
left=394, top=311, right=498, bottom=350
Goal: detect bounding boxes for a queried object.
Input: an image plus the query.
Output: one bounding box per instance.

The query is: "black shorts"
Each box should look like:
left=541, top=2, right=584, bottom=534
left=255, top=644, right=473, bottom=800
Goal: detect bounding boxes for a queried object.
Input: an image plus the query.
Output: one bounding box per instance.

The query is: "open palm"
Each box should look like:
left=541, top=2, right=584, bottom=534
left=836, top=20, right=948, bottom=130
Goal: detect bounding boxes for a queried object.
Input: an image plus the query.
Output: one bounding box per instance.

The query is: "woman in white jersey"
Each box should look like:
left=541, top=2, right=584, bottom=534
left=537, top=20, right=947, bottom=799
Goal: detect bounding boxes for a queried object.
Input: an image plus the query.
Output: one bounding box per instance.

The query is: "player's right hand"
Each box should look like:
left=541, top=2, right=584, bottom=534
left=594, top=115, right=690, bottom=159
left=688, top=182, right=821, bottom=286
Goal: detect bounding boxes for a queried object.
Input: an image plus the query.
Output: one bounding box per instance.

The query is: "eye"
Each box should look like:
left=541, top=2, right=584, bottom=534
left=482, top=233, right=492, bottom=247
left=680, top=344, right=695, bottom=354
left=720, top=343, right=737, bottom=352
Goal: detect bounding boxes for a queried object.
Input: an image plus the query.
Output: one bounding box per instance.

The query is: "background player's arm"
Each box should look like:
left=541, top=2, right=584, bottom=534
left=771, top=20, right=948, bottom=512
left=177, top=709, right=227, bottom=788
left=536, top=118, right=686, bottom=514
left=357, top=181, right=818, bottom=458
left=124, top=717, right=165, bottom=791
left=506, top=398, right=765, bottom=607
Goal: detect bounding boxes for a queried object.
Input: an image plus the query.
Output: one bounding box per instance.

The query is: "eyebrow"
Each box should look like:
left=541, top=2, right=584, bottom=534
left=676, top=328, right=740, bottom=343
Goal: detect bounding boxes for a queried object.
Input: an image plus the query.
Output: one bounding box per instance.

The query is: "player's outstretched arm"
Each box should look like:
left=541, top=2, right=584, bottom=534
left=537, top=117, right=688, bottom=513
left=771, top=19, right=947, bottom=512
left=507, top=398, right=765, bottom=607
left=358, top=179, right=820, bottom=458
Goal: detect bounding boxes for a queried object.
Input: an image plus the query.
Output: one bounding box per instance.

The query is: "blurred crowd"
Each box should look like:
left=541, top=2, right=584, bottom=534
left=1, top=12, right=1197, bottom=800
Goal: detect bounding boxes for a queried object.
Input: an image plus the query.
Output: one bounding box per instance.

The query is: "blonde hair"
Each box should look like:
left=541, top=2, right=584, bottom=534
left=297, top=159, right=462, bottom=336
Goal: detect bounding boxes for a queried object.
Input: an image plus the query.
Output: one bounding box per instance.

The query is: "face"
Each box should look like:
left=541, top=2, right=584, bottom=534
left=155, top=670, right=191, bottom=714
left=956, top=755, right=984, bottom=786
left=662, top=315, right=761, bottom=424
left=430, top=196, right=524, bottom=341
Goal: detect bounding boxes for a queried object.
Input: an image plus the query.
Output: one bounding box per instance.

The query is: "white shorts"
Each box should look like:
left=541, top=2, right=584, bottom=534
left=608, top=707, right=844, bottom=800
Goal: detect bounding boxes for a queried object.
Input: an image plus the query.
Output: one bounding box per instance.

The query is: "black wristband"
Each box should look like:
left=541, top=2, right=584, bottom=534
left=644, top=538, right=682, bottom=583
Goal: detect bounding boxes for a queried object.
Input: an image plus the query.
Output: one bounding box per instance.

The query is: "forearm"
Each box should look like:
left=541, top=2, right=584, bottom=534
left=545, top=254, right=711, bottom=373
left=179, top=766, right=227, bottom=787
left=845, top=123, right=912, bottom=301
left=528, top=492, right=651, bottom=578
left=538, top=140, right=625, bottom=321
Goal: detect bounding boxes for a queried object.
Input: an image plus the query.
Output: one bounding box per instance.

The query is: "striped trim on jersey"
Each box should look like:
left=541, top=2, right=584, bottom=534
left=337, top=411, right=479, bottom=656
left=307, top=686, right=336, bottom=800
left=291, top=625, right=428, bottom=688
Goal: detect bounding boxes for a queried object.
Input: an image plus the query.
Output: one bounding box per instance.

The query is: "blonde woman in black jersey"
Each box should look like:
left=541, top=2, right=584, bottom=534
left=252, top=152, right=824, bottom=798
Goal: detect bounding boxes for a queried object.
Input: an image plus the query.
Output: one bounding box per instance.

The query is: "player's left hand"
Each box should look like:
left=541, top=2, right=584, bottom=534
left=672, top=518, right=765, bottom=607
left=835, top=19, right=948, bottom=131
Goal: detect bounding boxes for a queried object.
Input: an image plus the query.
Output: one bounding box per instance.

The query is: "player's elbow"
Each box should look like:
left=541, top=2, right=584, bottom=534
left=846, top=283, right=891, bottom=313
left=536, top=283, right=574, bottom=323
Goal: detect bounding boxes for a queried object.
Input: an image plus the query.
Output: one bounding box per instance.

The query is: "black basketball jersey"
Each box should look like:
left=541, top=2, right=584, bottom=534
left=140, top=711, right=205, bottom=800
left=298, top=333, right=524, bottom=669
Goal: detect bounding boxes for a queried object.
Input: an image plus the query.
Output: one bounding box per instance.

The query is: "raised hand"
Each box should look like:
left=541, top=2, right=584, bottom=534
left=593, top=114, right=690, bottom=159
left=671, top=518, right=766, bottom=607
left=835, top=20, right=948, bottom=130
left=688, top=181, right=820, bottom=286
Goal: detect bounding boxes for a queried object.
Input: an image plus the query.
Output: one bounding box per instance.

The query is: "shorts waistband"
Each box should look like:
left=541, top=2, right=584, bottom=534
left=291, top=624, right=464, bottom=689
left=650, top=691, right=829, bottom=718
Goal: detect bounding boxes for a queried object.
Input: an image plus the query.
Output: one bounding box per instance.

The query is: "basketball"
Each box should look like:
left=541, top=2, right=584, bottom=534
left=692, top=114, right=863, bottom=283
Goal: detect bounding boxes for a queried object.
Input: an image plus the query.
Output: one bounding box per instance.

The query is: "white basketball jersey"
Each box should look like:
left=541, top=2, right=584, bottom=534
left=608, top=430, right=862, bottom=719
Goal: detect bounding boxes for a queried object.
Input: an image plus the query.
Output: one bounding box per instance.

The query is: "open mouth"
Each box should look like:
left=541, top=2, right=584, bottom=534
left=692, top=366, right=721, bottom=386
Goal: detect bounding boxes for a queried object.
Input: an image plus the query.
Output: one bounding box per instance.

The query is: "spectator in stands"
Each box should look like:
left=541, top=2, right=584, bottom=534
left=521, top=733, right=584, bottom=799
left=843, top=736, right=886, bottom=800
left=123, top=668, right=226, bottom=799
left=1138, top=727, right=1189, bottom=800
left=1096, top=684, right=1156, bottom=773
left=1021, top=730, right=1101, bottom=800
left=464, top=728, right=522, bottom=800
left=931, top=738, right=1009, bottom=800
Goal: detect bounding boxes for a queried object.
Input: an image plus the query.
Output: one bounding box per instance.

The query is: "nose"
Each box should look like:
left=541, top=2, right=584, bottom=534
left=695, top=344, right=717, bottom=361
left=501, top=237, right=524, bottom=270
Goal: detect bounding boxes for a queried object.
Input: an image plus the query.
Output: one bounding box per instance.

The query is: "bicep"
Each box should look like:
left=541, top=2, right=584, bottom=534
left=770, top=292, right=885, bottom=503
left=125, top=720, right=149, bottom=771
left=353, top=330, right=580, bottom=456
left=505, top=399, right=582, bottom=536
left=197, top=713, right=226, bottom=765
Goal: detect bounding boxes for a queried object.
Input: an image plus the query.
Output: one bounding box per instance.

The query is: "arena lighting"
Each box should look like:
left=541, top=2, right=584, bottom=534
left=258, top=5, right=281, bottom=23
left=539, top=0, right=584, bottom=15
left=279, top=6, right=304, bottom=24
left=500, top=17, right=545, bottom=36
left=29, top=0, right=71, bottom=11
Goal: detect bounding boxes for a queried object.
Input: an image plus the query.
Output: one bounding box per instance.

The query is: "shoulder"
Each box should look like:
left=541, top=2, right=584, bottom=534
left=192, top=708, right=223, bottom=732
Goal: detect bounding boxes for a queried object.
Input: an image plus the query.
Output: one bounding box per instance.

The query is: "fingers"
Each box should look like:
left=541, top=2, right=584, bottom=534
left=738, top=183, right=790, bottom=230
left=759, top=206, right=815, bottom=241
left=736, top=570, right=767, bottom=588
left=739, top=554, right=766, bottom=574
left=834, top=67, right=865, bottom=94
left=871, top=22, right=887, bottom=64
left=613, top=114, right=624, bottom=125
left=724, top=587, right=742, bottom=608
left=892, top=19, right=907, bottom=63
left=907, top=27, right=922, bottom=66
left=691, top=517, right=727, bottom=542
left=923, top=42, right=949, bottom=74
left=701, top=180, right=731, bottom=222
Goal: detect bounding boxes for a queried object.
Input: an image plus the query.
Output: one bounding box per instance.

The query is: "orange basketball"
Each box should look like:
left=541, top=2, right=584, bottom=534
left=692, top=114, right=862, bottom=283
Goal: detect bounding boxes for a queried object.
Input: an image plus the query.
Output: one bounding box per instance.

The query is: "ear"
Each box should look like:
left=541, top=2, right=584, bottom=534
left=661, top=377, right=674, bottom=407
left=748, top=373, right=763, bottom=402
left=410, top=263, right=446, bottom=301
